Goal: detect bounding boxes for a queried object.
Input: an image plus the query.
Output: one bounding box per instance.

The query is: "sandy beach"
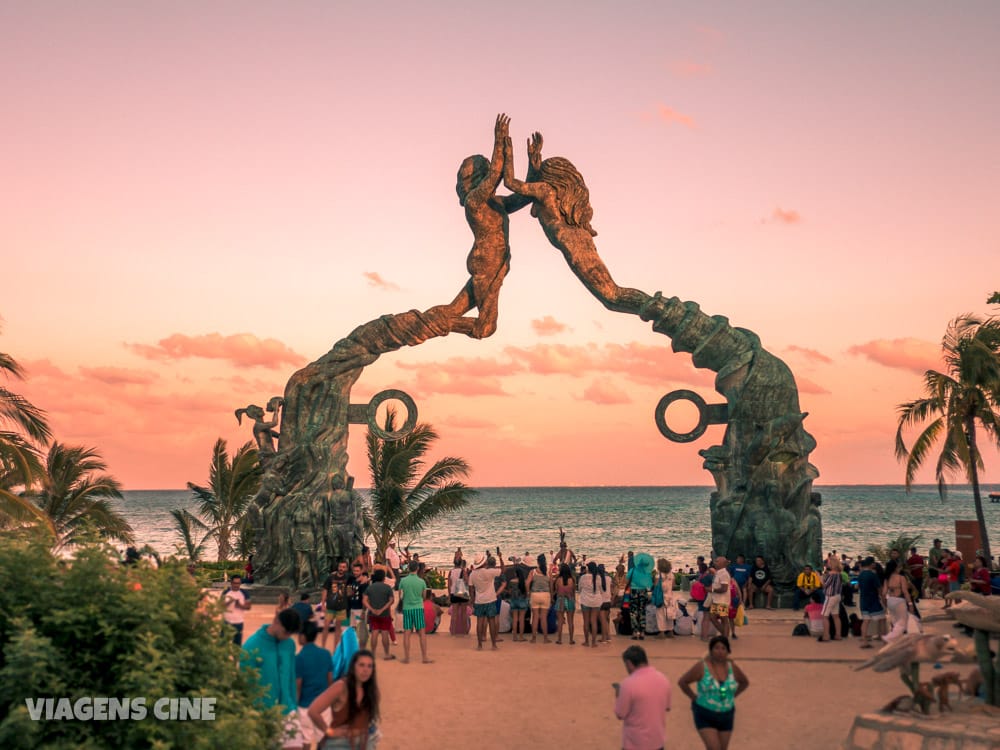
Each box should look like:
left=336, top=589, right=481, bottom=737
left=237, top=596, right=977, bottom=750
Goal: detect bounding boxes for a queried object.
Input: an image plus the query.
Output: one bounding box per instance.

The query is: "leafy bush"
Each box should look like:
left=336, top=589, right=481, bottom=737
left=867, top=534, right=922, bottom=563
left=423, top=568, right=446, bottom=589
left=0, top=535, right=282, bottom=749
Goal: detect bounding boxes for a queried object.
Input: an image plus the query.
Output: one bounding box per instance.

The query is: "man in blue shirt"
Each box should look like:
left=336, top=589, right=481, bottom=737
left=856, top=557, right=885, bottom=648
left=295, top=620, right=332, bottom=747
left=291, top=593, right=315, bottom=627
left=728, top=555, right=753, bottom=603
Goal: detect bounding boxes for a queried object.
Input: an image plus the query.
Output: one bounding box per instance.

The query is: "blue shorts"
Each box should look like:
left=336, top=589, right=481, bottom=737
left=692, top=702, right=735, bottom=732
left=509, top=597, right=529, bottom=611
left=473, top=602, right=497, bottom=618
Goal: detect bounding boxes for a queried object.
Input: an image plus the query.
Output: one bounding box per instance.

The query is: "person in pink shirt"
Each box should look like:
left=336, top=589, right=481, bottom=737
left=613, top=645, right=672, bottom=750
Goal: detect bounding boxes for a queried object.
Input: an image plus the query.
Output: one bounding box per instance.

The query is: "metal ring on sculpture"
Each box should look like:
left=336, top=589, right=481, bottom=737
left=655, top=390, right=709, bottom=443
left=366, top=389, right=418, bottom=440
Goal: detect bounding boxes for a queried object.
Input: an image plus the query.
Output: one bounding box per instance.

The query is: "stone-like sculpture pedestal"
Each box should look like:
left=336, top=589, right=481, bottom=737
left=843, top=707, right=1000, bottom=749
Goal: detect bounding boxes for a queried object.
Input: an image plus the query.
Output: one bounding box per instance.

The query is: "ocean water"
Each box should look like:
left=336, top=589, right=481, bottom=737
left=114, top=484, right=1000, bottom=569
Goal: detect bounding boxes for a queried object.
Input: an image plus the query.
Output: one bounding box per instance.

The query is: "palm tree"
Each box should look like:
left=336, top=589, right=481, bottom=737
left=21, top=442, right=133, bottom=551
left=0, top=347, right=54, bottom=532
left=363, top=409, right=476, bottom=562
left=170, top=508, right=210, bottom=562
left=187, top=438, right=260, bottom=562
left=895, top=314, right=1000, bottom=561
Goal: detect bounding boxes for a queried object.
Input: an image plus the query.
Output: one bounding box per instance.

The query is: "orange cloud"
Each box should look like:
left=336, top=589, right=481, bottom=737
left=657, top=104, right=697, bottom=129
left=785, top=345, right=833, bottom=365
left=440, top=415, right=497, bottom=430
left=19, top=358, right=69, bottom=378
left=531, top=315, right=568, bottom=336
left=796, top=376, right=830, bottom=395
left=79, top=366, right=159, bottom=386
left=363, top=271, right=400, bottom=291
left=126, top=332, right=306, bottom=369
left=847, top=338, right=941, bottom=375
left=580, top=378, right=632, bottom=405
left=762, top=207, right=801, bottom=225
left=505, top=342, right=714, bottom=389
left=668, top=60, right=713, bottom=78
left=401, top=367, right=509, bottom=399
left=396, top=356, right=522, bottom=378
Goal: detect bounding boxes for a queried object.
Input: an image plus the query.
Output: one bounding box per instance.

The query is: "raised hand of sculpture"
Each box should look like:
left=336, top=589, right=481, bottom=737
left=501, top=127, right=648, bottom=315
left=235, top=400, right=281, bottom=457
left=439, top=113, right=532, bottom=339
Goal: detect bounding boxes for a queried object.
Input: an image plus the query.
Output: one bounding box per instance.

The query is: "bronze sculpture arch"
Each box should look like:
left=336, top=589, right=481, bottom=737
left=245, top=116, right=821, bottom=596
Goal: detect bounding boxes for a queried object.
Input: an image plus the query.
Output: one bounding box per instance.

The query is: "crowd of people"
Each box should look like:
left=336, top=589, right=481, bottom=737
left=228, top=534, right=993, bottom=749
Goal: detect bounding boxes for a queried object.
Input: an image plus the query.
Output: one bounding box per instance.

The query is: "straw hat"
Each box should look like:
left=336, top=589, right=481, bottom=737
left=473, top=553, right=487, bottom=568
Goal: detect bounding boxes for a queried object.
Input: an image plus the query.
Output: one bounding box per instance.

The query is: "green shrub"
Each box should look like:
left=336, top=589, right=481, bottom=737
left=0, top=536, right=282, bottom=749
left=424, top=568, right=446, bottom=589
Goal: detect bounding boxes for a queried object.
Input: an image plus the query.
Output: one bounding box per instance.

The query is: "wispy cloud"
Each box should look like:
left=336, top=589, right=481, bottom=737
left=396, top=356, right=522, bottom=378
left=786, top=345, right=833, bottom=365
left=505, top=342, right=714, bottom=389
left=126, top=332, right=306, bottom=369
left=668, top=60, right=713, bottom=78
left=363, top=271, right=400, bottom=291
left=402, top=367, right=509, bottom=398
left=79, top=366, right=159, bottom=386
left=531, top=315, right=568, bottom=336
left=796, top=376, right=831, bottom=395
left=580, top=378, right=632, bottom=405
left=656, top=104, right=697, bottom=129
left=847, top=338, right=940, bottom=374
left=440, top=415, right=497, bottom=430
left=762, top=207, right=801, bottom=225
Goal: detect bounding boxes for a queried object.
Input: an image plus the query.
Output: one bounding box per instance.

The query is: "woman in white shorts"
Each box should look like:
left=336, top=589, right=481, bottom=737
left=819, top=559, right=843, bottom=641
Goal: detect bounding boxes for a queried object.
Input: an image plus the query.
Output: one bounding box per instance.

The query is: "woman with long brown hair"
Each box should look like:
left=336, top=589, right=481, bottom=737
left=527, top=554, right=552, bottom=644
left=307, top=649, right=380, bottom=749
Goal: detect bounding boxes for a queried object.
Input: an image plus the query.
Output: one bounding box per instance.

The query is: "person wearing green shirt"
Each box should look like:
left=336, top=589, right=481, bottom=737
left=398, top=561, right=431, bottom=664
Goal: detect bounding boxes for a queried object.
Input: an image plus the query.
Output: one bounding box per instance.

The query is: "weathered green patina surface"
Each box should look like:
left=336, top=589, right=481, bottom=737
left=249, top=117, right=821, bottom=590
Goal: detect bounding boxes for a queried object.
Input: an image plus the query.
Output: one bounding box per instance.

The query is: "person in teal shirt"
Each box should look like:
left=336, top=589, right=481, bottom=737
left=398, top=561, right=431, bottom=663
left=628, top=552, right=655, bottom=638
left=240, top=608, right=302, bottom=714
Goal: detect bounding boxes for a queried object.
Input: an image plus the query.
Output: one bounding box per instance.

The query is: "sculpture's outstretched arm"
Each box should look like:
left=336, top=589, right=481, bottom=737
left=467, top=113, right=508, bottom=206
left=502, top=136, right=551, bottom=202
left=500, top=131, right=544, bottom=213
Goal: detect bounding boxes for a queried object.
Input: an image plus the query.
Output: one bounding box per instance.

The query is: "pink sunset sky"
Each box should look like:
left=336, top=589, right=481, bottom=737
left=3, top=3, right=998, bottom=490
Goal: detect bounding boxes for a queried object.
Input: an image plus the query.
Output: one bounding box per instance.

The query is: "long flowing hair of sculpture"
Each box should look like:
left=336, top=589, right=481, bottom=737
left=539, top=157, right=597, bottom=237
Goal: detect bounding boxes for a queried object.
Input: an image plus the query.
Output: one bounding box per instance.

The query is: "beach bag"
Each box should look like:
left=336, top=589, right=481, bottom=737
left=674, top=615, right=694, bottom=636
left=734, top=603, right=746, bottom=628
left=546, top=604, right=558, bottom=634
left=616, top=610, right=634, bottom=636
left=665, top=598, right=680, bottom=621
left=451, top=574, right=469, bottom=602
left=792, top=623, right=809, bottom=637
left=690, top=579, right=707, bottom=602
left=645, top=603, right=660, bottom=634
left=652, top=580, right=665, bottom=608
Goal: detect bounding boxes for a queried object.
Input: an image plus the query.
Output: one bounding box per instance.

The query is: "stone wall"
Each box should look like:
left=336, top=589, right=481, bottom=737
left=844, top=710, right=1000, bottom=749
